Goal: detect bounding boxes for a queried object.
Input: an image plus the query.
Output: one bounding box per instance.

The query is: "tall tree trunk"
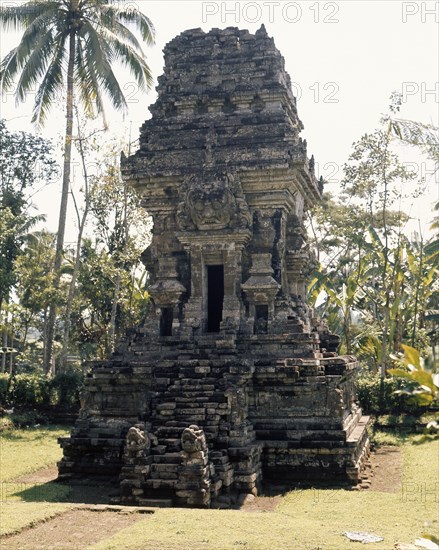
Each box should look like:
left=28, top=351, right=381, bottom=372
left=381, top=299, right=390, bottom=378
left=109, top=176, right=129, bottom=353
left=21, top=314, right=32, bottom=352
left=344, top=310, right=351, bottom=354
left=42, top=308, right=47, bottom=369
left=411, top=237, right=423, bottom=347
left=109, top=276, right=121, bottom=353
left=1, top=330, right=7, bottom=373
left=380, top=134, right=390, bottom=377
left=44, top=30, right=76, bottom=374
left=59, top=110, right=91, bottom=372
left=1, top=297, right=7, bottom=373
left=8, top=331, right=13, bottom=374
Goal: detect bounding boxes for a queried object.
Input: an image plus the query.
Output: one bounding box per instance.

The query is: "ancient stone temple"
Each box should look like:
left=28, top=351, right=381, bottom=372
left=58, top=26, right=370, bottom=507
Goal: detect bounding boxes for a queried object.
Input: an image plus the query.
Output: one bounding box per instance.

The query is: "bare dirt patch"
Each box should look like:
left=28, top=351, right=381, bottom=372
left=368, top=445, right=403, bottom=492
left=2, top=508, right=143, bottom=550
left=239, top=493, right=283, bottom=512
left=14, top=465, right=59, bottom=484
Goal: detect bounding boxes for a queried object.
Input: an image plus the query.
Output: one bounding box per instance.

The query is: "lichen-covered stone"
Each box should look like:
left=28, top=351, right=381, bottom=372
left=58, top=25, right=370, bottom=508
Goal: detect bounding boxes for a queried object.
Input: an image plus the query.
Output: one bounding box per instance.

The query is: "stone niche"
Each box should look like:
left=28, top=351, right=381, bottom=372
left=58, top=25, right=370, bottom=508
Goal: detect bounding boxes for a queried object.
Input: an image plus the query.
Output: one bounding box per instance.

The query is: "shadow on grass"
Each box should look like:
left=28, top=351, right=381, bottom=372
left=370, top=427, right=411, bottom=446
left=2, top=478, right=115, bottom=505
left=2, top=480, right=71, bottom=503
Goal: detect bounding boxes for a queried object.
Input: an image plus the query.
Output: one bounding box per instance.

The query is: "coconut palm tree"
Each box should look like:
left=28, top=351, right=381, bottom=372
left=0, top=0, right=155, bottom=372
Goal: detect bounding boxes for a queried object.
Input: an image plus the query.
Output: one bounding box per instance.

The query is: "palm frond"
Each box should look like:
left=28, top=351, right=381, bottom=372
left=0, top=2, right=59, bottom=31
left=0, top=48, right=19, bottom=90
left=31, top=35, right=67, bottom=127
left=99, top=4, right=155, bottom=46
left=1, top=0, right=155, bottom=128
left=0, top=10, right=58, bottom=93
left=80, top=20, right=127, bottom=113
left=95, top=9, right=143, bottom=52
left=100, top=28, right=152, bottom=91
left=74, top=38, right=104, bottom=118
left=15, top=31, right=54, bottom=102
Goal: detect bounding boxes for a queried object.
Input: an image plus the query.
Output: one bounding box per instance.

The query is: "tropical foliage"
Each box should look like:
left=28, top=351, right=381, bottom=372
left=308, top=101, right=439, bottom=376
left=0, top=119, right=151, bottom=376
left=0, top=0, right=155, bottom=372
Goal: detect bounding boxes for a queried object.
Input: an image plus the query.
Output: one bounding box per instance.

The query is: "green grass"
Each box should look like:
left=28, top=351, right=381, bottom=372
left=0, top=425, right=69, bottom=482
left=89, top=490, right=437, bottom=550
left=0, top=427, right=438, bottom=549
left=0, top=424, right=71, bottom=536
left=92, top=438, right=439, bottom=550
left=370, top=428, right=409, bottom=446
left=0, top=502, right=70, bottom=536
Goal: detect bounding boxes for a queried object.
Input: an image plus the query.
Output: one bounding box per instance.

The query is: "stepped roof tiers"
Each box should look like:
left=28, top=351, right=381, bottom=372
left=58, top=26, right=370, bottom=508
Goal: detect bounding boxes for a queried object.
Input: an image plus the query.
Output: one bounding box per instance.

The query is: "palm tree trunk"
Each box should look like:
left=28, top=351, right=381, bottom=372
left=59, top=110, right=90, bottom=373
left=44, top=29, right=76, bottom=374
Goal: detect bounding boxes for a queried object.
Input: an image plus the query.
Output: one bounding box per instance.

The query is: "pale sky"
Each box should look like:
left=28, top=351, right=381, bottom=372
left=0, top=0, right=438, bottom=241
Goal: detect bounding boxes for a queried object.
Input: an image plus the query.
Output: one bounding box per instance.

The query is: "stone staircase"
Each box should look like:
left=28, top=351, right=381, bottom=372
left=119, top=351, right=261, bottom=507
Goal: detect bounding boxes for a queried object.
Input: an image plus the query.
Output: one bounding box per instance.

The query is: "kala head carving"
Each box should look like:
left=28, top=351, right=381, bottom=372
left=177, top=172, right=251, bottom=231
left=189, top=177, right=234, bottom=229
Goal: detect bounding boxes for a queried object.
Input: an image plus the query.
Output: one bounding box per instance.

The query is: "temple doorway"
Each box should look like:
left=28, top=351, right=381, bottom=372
left=160, top=307, right=173, bottom=336
left=207, top=265, right=224, bottom=332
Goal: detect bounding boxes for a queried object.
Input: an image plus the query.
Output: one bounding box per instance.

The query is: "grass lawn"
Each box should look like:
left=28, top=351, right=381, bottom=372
left=91, top=438, right=439, bottom=550
left=0, top=425, right=70, bottom=482
left=0, top=425, right=438, bottom=549
left=0, top=425, right=71, bottom=536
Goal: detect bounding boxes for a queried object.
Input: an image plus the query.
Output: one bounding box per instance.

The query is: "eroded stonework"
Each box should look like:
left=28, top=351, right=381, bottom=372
left=58, top=26, right=370, bottom=507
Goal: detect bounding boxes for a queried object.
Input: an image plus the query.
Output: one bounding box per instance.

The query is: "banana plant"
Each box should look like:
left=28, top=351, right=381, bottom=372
left=389, top=344, right=439, bottom=407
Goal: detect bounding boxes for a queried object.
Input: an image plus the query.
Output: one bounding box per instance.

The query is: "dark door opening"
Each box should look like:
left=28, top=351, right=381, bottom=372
left=254, top=304, right=268, bottom=334
left=160, top=307, right=173, bottom=336
left=207, top=265, right=224, bottom=333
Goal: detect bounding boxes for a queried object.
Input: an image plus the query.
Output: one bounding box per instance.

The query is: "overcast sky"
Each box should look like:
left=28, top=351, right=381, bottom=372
left=1, top=0, right=438, bottom=241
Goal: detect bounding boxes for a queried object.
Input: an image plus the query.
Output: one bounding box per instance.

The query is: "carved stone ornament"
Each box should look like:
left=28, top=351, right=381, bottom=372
left=177, top=171, right=251, bottom=231
left=126, top=426, right=148, bottom=451
left=181, top=424, right=207, bottom=454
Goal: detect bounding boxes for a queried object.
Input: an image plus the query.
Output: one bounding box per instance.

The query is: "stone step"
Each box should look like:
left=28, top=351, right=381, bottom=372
left=151, top=463, right=179, bottom=473
left=145, top=478, right=178, bottom=490
left=153, top=453, right=181, bottom=464
left=347, top=416, right=370, bottom=446
left=156, top=425, right=183, bottom=434
left=174, top=407, right=206, bottom=415
left=137, top=498, right=173, bottom=508
left=159, top=438, right=181, bottom=448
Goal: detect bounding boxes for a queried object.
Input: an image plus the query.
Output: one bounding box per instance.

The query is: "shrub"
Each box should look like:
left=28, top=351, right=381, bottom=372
left=51, top=370, right=83, bottom=408
left=0, top=373, right=10, bottom=405
left=356, top=374, right=427, bottom=415
left=9, top=410, right=38, bottom=427
left=3, top=369, right=83, bottom=414
left=9, top=373, right=51, bottom=408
